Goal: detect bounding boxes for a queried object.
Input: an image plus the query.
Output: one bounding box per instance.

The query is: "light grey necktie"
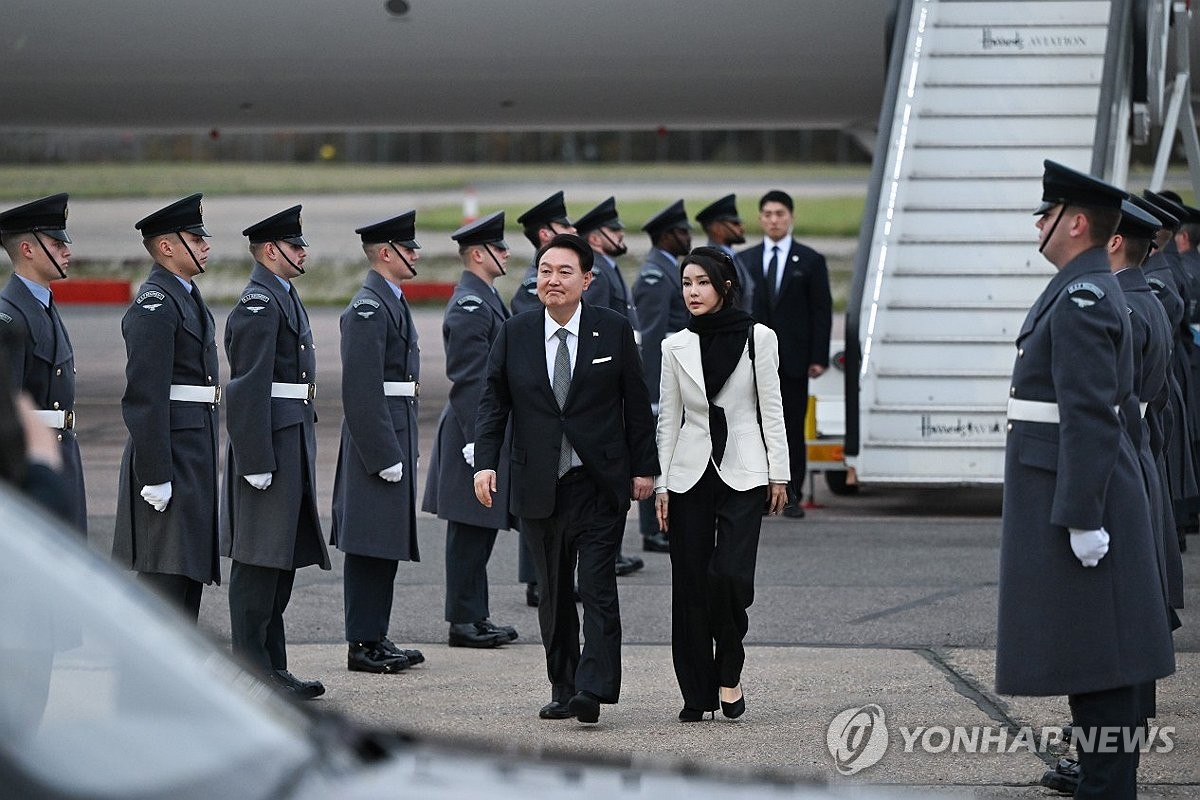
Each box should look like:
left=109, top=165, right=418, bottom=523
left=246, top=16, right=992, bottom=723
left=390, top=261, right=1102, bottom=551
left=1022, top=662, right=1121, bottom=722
left=553, top=328, right=572, bottom=477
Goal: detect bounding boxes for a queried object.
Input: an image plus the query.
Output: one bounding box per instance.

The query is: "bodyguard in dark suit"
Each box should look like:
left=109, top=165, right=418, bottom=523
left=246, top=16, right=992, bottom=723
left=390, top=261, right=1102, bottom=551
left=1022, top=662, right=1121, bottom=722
left=695, top=194, right=756, bottom=314
left=330, top=211, right=424, bottom=674
left=474, top=233, right=659, bottom=725
left=996, top=162, right=1175, bottom=799
left=221, top=206, right=331, bottom=700
left=575, top=197, right=644, bottom=576
left=737, top=190, right=832, bottom=517
left=509, top=191, right=577, bottom=315
left=631, top=200, right=691, bottom=553
left=421, top=211, right=518, bottom=649
left=113, top=194, right=221, bottom=620
left=0, top=194, right=87, bottom=533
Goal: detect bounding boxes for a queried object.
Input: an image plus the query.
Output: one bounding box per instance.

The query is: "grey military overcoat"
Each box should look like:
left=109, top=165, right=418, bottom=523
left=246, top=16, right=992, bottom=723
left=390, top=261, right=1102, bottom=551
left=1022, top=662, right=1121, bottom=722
left=113, top=265, right=220, bottom=585
left=0, top=276, right=87, bottom=532
left=422, top=271, right=514, bottom=529
left=508, top=259, right=541, bottom=316
left=220, top=264, right=330, bottom=571
left=632, top=248, right=687, bottom=406
left=330, top=270, right=420, bottom=562
left=995, top=248, right=1175, bottom=696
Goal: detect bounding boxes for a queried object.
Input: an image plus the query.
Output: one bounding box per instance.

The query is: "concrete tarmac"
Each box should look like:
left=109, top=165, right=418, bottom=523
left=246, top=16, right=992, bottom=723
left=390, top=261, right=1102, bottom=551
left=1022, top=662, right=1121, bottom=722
left=62, top=301, right=1198, bottom=798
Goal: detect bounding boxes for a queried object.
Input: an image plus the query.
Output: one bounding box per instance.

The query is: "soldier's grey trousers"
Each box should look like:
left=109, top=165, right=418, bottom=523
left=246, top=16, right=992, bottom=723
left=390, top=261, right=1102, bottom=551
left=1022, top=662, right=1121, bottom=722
left=229, top=561, right=295, bottom=673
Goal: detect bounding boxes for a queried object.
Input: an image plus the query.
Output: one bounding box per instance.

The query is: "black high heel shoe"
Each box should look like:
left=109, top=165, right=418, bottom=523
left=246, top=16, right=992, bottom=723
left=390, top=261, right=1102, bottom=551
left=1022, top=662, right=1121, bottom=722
left=720, top=687, right=745, bottom=719
left=679, top=707, right=713, bottom=722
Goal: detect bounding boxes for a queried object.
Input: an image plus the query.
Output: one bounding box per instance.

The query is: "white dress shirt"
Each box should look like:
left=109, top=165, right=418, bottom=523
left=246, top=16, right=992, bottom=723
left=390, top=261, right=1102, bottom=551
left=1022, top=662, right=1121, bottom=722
left=761, top=233, right=793, bottom=296
left=544, top=304, right=583, bottom=468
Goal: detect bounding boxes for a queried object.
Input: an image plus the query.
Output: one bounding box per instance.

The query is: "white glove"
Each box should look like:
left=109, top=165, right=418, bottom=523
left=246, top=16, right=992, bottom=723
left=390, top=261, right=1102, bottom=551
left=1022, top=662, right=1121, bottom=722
left=379, top=462, right=404, bottom=483
left=462, top=442, right=475, bottom=467
left=1069, top=527, right=1110, bottom=567
left=140, top=481, right=173, bottom=512
left=244, top=472, right=273, bottom=491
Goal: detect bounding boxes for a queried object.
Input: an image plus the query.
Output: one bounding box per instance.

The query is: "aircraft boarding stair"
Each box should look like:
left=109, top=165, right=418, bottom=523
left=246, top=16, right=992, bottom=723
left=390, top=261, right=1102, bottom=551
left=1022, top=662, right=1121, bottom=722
left=844, top=0, right=1180, bottom=484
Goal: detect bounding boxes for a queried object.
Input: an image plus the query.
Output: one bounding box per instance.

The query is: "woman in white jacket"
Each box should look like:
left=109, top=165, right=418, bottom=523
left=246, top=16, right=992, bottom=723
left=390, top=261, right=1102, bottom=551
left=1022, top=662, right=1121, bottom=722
left=654, top=247, right=790, bottom=722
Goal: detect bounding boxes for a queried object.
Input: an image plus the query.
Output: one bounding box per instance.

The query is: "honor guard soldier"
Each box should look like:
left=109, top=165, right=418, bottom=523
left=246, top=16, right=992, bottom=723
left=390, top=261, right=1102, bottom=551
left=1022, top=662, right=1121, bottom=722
left=632, top=200, right=691, bottom=553
left=509, top=191, right=576, bottom=315
left=574, top=197, right=644, bottom=576
left=221, top=206, right=331, bottom=699
left=0, top=194, right=87, bottom=532
left=695, top=194, right=756, bottom=313
left=331, top=211, right=425, bottom=674
left=421, top=211, right=520, bottom=648
left=996, top=161, right=1175, bottom=799
left=1142, top=190, right=1200, bottom=554
left=113, top=194, right=221, bottom=620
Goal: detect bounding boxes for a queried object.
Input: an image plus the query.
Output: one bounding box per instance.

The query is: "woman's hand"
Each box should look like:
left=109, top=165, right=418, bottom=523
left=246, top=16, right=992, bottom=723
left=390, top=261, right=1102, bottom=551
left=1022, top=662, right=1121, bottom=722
left=767, top=482, right=788, bottom=515
left=655, top=491, right=669, bottom=532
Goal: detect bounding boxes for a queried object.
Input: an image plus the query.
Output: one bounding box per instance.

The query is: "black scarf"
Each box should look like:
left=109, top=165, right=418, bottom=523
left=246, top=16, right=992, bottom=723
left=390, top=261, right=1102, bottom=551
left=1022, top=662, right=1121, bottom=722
left=686, top=304, right=754, bottom=466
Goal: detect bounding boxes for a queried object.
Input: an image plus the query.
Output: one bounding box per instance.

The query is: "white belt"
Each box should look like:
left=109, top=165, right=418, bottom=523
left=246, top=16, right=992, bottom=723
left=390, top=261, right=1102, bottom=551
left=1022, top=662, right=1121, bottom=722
left=169, top=384, right=221, bottom=404
left=31, top=409, right=73, bottom=430
left=1007, top=398, right=1120, bottom=424
left=271, top=382, right=316, bottom=401
left=383, top=381, right=419, bottom=397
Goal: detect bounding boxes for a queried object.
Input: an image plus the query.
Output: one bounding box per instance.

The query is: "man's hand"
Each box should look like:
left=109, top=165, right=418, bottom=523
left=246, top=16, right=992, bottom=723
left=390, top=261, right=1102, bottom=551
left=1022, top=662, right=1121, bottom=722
left=244, top=472, right=273, bottom=491
left=378, top=462, right=404, bottom=483
left=1069, top=527, right=1110, bottom=567
left=631, top=476, right=654, bottom=501
left=474, top=469, right=497, bottom=507
left=461, top=442, right=475, bottom=467
left=655, top=491, right=669, bottom=532
left=140, top=481, right=173, bottom=512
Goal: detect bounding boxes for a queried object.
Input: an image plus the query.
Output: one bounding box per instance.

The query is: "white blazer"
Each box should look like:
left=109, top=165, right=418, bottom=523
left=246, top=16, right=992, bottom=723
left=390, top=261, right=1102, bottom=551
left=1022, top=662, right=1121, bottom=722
left=655, top=323, right=790, bottom=493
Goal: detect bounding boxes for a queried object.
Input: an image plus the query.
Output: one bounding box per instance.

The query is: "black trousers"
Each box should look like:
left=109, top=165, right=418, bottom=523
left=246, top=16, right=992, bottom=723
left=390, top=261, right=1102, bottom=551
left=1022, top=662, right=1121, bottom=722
left=137, top=572, right=203, bottom=622
left=1068, top=684, right=1142, bottom=800
left=521, top=473, right=623, bottom=704
left=669, top=463, right=766, bottom=710
left=229, top=561, right=295, bottom=672
left=343, top=553, right=398, bottom=643
left=517, top=525, right=537, bottom=584
left=444, top=521, right=498, bottom=623
left=779, top=374, right=810, bottom=496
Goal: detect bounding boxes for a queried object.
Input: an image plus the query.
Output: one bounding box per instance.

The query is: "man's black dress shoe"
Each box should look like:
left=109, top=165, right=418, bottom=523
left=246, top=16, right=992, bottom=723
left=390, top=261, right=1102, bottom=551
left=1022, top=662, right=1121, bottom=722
left=538, top=700, right=575, bottom=719
left=642, top=532, right=670, bottom=552
left=448, top=622, right=508, bottom=648
left=526, top=582, right=540, bottom=607
left=679, top=707, right=713, bottom=722
left=782, top=503, right=806, bottom=519
left=479, top=618, right=518, bottom=642
left=348, top=641, right=410, bottom=673
left=1039, top=757, right=1080, bottom=795
left=568, top=691, right=601, bottom=723
left=379, top=636, right=424, bottom=665
left=615, top=553, right=644, bottom=576
left=269, top=669, right=325, bottom=700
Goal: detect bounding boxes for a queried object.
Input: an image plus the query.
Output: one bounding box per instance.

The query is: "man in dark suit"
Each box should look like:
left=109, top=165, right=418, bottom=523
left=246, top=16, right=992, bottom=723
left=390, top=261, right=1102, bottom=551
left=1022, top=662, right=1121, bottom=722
left=0, top=193, right=87, bottom=534
left=221, top=205, right=331, bottom=699
left=421, top=211, right=519, bottom=649
left=632, top=200, right=691, bottom=552
left=474, top=233, right=658, bottom=725
left=509, top=191, right=577, bottom=315
left=737, top=190, right=832, bottom=517
left=113, top=194, right=221, bottom=620
left=330, top=211, right=425, bottom=675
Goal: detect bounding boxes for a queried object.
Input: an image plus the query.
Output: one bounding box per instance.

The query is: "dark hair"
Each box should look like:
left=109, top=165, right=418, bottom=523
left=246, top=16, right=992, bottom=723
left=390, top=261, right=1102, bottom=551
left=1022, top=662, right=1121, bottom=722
left=535, top=232, right=594, bottom=273
left=680, top=246, right=740, bottom=306
left=759, top=189, right=794, bottom=213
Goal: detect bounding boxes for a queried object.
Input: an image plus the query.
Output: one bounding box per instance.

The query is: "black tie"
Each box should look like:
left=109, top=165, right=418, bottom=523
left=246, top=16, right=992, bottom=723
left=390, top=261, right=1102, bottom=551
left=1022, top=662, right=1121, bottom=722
left=766, top=245, right=780, bottom=303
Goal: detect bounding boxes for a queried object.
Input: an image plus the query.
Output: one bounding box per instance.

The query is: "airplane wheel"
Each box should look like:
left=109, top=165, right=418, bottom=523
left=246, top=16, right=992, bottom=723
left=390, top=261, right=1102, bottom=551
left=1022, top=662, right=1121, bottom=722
left=824, top=470, right=858, bottom=496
